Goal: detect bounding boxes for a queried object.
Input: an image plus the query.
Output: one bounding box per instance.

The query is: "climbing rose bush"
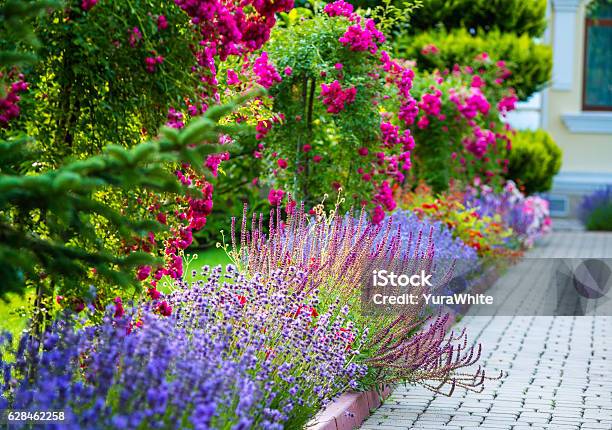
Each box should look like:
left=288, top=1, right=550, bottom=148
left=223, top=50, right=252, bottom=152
left=248, top=6, right=418, bottom=223
left=124, top=0, right=296, bottom=283
left=0, top=74, right=28, bottom=127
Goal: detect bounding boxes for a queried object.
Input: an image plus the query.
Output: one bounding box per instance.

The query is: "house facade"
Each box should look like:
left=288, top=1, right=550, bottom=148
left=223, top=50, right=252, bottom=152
left=509, top=0, right=612, bottom=218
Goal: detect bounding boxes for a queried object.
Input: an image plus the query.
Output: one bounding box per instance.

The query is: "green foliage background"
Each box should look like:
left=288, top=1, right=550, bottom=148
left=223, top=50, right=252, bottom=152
left=395, top=28, right=552, bottom=100
left=404, top=0, right=547, bottom=37
left=11, top=0, right=197, bottom=166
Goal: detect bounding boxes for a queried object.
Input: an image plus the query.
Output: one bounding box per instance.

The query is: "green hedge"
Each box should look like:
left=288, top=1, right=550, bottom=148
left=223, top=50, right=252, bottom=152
left=506, top=129, right=562, bottom=195
left=394, top=28, right=552, bottom=100
left=404, top=0, right=547, bottom=37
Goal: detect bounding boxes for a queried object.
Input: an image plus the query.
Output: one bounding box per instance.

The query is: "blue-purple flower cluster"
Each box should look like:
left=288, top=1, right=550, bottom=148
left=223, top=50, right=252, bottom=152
left=169, top=264, right=366, bottom=427
left=386, top=209, right=478, bottom=261
left=1, top=311, right=273, bottom=429
left=1, top=265, right=364, bottom=429
left=383, top=209, right=480, bottom=296
left=230, top=204, right=495, bottom=395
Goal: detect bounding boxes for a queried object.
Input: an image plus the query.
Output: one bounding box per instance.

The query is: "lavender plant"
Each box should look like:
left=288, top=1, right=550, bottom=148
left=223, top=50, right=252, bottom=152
left=387, top=210, right=478, bottom=262
left=1, top=264, right=364, bottom=429
left=1, top=308, right=284, bottom=429
left=229, top=201, right=458, bottom=299
left=385, top=210, right=480, bottom=289
left=167, top=264, right=366, bottom=428
left=1, top=313, right=268, bottom=429
left=578, top=185, right=612, bottom=231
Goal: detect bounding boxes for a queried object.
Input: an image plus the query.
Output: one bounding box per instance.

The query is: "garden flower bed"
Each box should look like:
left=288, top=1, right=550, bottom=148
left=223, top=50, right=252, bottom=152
left=0, top=0, right=558, bottom=428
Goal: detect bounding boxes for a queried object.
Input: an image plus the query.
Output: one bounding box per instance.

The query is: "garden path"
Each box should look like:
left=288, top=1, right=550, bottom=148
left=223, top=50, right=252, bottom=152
left=361, top=231, right=612, bottom=430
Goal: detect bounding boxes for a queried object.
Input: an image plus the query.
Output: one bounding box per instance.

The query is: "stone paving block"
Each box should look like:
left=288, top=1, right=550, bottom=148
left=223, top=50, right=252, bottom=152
left=360, top=233, right=612, bottom=430
left=580, top=423, right=612, bottom=430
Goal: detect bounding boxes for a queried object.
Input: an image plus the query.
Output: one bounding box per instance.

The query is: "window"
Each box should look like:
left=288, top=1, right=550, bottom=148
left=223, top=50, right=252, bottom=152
left=583, top=1, right=612, bottom=111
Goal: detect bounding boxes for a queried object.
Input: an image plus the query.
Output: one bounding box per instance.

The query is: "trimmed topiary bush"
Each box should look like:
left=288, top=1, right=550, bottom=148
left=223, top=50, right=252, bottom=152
left=505, top=129, right=562, bottom=194
left=394, top=28, right=552, bottom=100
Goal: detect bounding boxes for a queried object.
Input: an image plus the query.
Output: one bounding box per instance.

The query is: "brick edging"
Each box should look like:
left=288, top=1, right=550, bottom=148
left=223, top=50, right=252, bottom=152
left=306, top=385, right=393, bottom=430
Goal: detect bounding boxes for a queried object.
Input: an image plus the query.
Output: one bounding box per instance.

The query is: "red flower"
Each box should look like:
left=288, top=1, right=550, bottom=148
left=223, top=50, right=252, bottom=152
left=147, top=288, right=162, bottom=300
left=113, top=297, right=125, bottom=318
left=137, top=265, right=151, bottom=281
left=292, top=305, right=318, bottom=319
left=127, top=320, right=143, bottom=334
left=157, top=301, right=172, bottom=317
left=268, top=188, right=285, bottom=206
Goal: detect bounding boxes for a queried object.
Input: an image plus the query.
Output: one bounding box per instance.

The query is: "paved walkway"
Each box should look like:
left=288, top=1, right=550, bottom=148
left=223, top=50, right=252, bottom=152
left=361, top=232, right=612, bottom=430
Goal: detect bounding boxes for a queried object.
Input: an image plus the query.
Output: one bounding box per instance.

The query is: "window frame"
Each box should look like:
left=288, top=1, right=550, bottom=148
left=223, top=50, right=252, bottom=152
left=582, top=16, right=612, bottom=111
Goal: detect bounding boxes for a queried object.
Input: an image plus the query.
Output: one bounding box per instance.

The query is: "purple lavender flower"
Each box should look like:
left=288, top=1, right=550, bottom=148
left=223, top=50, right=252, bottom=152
left=0, top=307, right=282, bottom=429
left=578, top=185, right=612, bottom=228
left=228, top=203, right=497, bottom=395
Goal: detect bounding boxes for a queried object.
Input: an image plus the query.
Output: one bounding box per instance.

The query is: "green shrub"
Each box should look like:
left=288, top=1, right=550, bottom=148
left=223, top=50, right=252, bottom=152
left=404, top=0, right=547, bottom=37
left=394, top=28, right=551, bottom=100
left=506, top=129, right=562, bottom=194
left=585, top=203, right=612, bottom=231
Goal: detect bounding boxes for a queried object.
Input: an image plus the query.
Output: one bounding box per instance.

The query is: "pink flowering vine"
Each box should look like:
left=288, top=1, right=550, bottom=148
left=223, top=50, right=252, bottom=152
left=498, top=92, right=518, bottom=115
left=450, top=87, right=490, bottom=120
left=268, top=188, right=285, bottom=206
left=128, top=27, right=142, bottom=47
left=157, top=15, right=168, bottom=30
left=463, top=126, right=496, bottom=159
left=145, top=55, right=164, bottom=73
left=226, top=69, right=240, bottom=85
left=80, top=0, right=98, bottom=11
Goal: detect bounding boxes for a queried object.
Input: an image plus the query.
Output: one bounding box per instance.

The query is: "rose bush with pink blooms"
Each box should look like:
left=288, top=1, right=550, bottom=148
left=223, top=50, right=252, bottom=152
left=233, top=4, right=419, bottom=223
left=407, top=54, right=518, bottom=193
